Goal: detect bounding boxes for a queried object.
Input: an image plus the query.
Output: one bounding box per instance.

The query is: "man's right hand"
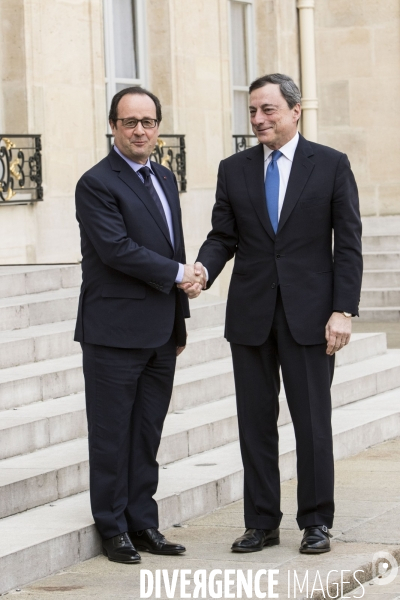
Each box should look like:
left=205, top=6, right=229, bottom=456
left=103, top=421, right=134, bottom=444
left=177, top=263, right=207, bottom=299
left=182, top=264, right=206, bottom=286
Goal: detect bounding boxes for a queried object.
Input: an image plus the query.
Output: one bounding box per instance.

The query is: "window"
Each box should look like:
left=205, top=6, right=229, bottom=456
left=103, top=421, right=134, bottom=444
left=103, top=0, right=147, bottom=114
left=229, top=0, right=256, bottom=134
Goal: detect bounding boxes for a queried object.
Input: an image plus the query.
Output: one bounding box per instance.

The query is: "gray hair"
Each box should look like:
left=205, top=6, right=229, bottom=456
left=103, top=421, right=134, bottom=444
left=249, top=74, right=301, bottom=109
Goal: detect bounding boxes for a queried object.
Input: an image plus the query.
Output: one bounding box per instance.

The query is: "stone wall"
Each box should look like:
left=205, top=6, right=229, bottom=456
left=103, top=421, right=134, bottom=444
left=315, top=0, right=400, bottom=216
left=0, top=0, right=106, bottom=264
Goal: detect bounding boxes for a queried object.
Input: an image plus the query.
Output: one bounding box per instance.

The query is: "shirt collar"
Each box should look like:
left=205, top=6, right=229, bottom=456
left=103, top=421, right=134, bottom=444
left=113, top=145, right=152, bottom=173
left=263, top=131, right=299, bottom=163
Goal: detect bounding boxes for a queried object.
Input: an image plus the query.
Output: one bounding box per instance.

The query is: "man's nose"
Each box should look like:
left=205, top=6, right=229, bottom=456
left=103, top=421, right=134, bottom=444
left=134, top=122, right=146, bottom=135
left=252, top=110, right=265, bottom=125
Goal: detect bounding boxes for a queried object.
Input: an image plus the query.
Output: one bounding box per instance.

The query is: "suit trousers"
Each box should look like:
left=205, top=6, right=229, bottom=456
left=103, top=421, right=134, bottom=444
left=81, top=336, right=176, bottom=540
left=230, top=290, right=335, bottom=531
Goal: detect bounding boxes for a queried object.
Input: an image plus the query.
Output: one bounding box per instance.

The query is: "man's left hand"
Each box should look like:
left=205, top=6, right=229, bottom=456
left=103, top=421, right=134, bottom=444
left=325, top=312, right=352, bottom=355
left=176, top=345, right=186, bottom=357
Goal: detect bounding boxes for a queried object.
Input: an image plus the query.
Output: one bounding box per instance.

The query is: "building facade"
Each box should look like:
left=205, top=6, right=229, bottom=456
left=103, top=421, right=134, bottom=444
left=0, top=0, right=399, bottom=294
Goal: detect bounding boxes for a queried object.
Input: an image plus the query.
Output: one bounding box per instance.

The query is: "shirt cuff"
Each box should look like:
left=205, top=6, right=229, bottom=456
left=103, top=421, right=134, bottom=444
left=203, top=266, right=209, bottom=283
left=175, top=263, right=185, bottom=283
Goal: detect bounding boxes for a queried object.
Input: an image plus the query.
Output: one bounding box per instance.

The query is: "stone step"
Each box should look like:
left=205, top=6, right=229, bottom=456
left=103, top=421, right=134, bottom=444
left=0, top=287, right=80, bottom=332
left=329, top=348, right=400, bottom=407
left=0, top=354, right=84, bottom=411
left=0, top=265, right=81, bottom=299
left=359, top=307, right=400, bottom=321
left=0, top=321, right=229, bottom=371
left=0, top=331, right=389, bottom=433
left=0, top=352, right=234, bottom=412
left=0, top=392, right=237, bottom=466
left=2, top=348, right=399, bottom=513
left=278, top=348, right=400, bottom=426
left=362, top=269, right=400, bottom=288
left=0, top=312, right=382, bottom=373
left=0, top=335, right=392, bottom=461
left=0, top=288, right=225, bottom=335
left=0, top=386, right=399, bottom=595
left=362, top=234, right=400, bottom=251
left=0, top=437, right=89, bottom=520
left=171, top=356, right=235, bottom=412
left=361, top=216, right=400, bottom=236
left=334, top=332, right=387, bottom=366
left=156, top=387, right=400, bottom=524
left=177, top=342, right=400, bottom=416
left=360, top=288, right=400, bottom=307
left=178, top=326, right=230, bottom=368
left=0, top=396, right=240, bottom=519
left=363, top=251, right=400, bottom=270
left=0, top=320, right=80, bottom=370
left=185, top=295, right=226, bottom=331
left=0, top=393, right=86, bottom=461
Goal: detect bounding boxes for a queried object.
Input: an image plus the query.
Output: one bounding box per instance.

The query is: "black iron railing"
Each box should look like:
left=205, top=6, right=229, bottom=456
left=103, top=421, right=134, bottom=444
left=0, top=135, right=43, bottom=205
left=106, top=134, right=187, bottom=193
left=233, top=135, right=258, bottom=153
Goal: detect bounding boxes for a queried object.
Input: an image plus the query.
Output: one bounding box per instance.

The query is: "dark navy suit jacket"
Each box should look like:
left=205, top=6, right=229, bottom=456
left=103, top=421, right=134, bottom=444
left=74, top=149, right=189, bottom=348
left=197, top=134, right=363, bottom=346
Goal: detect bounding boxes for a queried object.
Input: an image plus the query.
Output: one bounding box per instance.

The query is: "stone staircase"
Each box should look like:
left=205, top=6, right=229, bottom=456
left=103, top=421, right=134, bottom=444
left=360, top=216, right=400, bottom=321
left=0, top=264, right=400, bottom=594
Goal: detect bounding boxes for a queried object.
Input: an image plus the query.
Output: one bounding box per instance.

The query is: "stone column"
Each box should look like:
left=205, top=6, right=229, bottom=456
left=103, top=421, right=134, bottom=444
left=297, top=0, right=318, bottom=141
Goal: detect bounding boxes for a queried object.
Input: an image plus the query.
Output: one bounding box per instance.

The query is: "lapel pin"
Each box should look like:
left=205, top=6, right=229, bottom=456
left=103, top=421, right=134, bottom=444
left=163, top=176, right=167, bottom=180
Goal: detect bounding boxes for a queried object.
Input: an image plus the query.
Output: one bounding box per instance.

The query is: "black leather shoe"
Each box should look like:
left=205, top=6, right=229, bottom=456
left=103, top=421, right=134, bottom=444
left=102, top=532, right=141, bottom=563
left=299, top=525, right=332, bottom=554
left=129, top=528, right=186, bottom=555
left=231, top=528, right=280, bottom=553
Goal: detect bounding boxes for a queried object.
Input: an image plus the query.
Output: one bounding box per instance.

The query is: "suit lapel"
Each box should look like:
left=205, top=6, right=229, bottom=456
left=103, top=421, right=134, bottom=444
left=277, top=135, right=315, bottom=233
left=243, top=144, right=276, bottom=241
left=108, top=150, right=173, bottom=250
left=151, top=161, right=182, bottom=255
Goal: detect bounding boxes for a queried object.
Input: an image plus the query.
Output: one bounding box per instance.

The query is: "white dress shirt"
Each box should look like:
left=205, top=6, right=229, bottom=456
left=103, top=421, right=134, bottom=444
left=263, top=131, right=299, bottom=219
left=113, top=146, right=184, bottom=282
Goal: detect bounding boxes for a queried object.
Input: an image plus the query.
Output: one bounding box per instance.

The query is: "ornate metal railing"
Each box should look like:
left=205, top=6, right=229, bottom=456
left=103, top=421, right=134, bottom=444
left=233, top=134, right=258, bottom=153
left=106, top=134, right=187, bottom=193
left=0, top=135, right=43, bottom=205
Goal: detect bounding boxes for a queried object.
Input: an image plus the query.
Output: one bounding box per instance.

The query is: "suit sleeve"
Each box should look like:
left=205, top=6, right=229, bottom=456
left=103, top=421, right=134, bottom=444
left=76, top=173, right=180, bottom=294
left=196, top=160, right=238, bottom=287
left=172, top=173, right=190, bottom=319
left=332, top=154, right=363, bottom=315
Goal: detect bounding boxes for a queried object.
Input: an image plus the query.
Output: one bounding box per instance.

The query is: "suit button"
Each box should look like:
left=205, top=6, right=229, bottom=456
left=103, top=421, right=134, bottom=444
left=276, top=254, right=281, bottom=259
left=271, top=283, right=276, bottom=289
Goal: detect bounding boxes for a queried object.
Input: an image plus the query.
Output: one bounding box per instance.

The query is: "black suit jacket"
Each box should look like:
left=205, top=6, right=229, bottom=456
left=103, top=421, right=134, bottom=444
left=197, top=134, right=363, bottom=346
left=74, top=149, right=189, bottom=349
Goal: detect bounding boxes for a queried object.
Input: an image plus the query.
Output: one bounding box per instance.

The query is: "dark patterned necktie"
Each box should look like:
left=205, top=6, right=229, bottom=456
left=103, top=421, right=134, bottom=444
left=138, top=166, right=169, bottom=232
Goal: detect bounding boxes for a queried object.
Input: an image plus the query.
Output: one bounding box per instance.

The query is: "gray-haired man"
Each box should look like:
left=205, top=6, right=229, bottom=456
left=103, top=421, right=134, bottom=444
left=182, top=74, right=362, bottom=554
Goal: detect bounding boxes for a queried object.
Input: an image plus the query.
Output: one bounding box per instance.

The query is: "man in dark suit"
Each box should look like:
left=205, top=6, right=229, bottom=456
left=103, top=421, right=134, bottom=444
left=182, top=73, right=362, bottom=554
left=75, top=87, right=205, bottom=563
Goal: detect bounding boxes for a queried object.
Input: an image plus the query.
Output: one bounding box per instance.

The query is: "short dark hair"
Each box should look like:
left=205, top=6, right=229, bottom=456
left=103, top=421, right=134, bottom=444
left=109, top=86, right=162, bottom=125
left=249, top=74, right=301, bottom=109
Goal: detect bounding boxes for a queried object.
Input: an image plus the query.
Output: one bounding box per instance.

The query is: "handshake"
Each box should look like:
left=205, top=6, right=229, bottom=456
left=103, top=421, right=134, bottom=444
left=177, top=262, right=207, bottom=299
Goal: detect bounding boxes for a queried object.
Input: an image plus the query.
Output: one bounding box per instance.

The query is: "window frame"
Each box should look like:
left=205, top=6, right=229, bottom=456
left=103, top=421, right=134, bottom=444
left=228, top=0, right=256, bottom=135
left=103, top=0, right=148, bottom=115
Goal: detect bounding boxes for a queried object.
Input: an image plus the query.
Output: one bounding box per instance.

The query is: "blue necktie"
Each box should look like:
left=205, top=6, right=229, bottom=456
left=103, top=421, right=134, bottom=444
left=265, top=150, right=282, bottom=233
